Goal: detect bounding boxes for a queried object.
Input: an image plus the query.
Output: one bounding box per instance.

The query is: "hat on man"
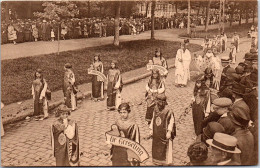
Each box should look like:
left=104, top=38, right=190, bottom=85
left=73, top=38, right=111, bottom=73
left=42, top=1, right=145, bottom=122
left=244, top=52, right=252, bottom=60
left=235, top=65, right=244, bottom=74
left=212, top=98, right=232, bottom=108
left=250, top=48, right=258, bottom=54
left=232, top=83, right=245, bottom=95
left=206, top=133, right=241, bottom=153
left=203, top=122, right=225, bottom=139
left=228, top=107, right=250, bottom=127
left=250, top=53, right=258, bottom=61
left=238, top=62, right=247, bottom=67
left=218, top=116, right=236, bottom=135
left=221, top=58, right=230, bottom=63
left=64, top=63, right=72, bottom=69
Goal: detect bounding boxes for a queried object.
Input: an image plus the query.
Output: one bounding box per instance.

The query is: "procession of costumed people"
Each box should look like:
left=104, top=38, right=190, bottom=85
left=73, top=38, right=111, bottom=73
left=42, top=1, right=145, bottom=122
left=2, top=30, right=258, bottom=167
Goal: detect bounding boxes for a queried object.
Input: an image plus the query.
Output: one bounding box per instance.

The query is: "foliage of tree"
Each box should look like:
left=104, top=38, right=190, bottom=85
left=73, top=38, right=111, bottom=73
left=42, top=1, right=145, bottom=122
left=33, top=2, right=79, bottom=20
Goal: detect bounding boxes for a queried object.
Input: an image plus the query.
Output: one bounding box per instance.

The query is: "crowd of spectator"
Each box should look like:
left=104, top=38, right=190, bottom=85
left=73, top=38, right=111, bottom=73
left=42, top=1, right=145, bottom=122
left=1, top=12, right=244, bottom=45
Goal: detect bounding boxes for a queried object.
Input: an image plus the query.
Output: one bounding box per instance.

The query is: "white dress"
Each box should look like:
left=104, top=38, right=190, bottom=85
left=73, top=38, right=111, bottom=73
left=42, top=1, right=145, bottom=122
left=175, top=49, right=191, bottom=85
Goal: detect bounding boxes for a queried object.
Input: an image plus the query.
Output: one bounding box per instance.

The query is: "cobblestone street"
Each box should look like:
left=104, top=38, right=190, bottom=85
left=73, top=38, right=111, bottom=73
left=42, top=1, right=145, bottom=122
left=1, top=68, right=196, bottom=166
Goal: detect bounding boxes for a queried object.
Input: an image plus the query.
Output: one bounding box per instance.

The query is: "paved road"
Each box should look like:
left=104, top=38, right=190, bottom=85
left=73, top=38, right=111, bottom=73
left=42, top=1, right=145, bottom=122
left=1, top=68, right=197, bottom=166
left=1, top=19, right=250, bottom=60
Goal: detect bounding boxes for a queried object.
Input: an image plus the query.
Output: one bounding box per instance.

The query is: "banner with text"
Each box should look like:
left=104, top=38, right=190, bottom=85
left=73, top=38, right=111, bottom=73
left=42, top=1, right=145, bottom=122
left=147, top=64, right=168, bottom=75
left=105, top=133, right=149, bottom=162
left=88, top=69, right=107, bottom=82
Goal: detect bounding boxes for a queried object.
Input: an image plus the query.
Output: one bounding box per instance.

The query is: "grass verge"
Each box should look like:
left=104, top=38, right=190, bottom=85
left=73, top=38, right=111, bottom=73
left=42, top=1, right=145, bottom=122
left=1, top=39, right=202, bottom=105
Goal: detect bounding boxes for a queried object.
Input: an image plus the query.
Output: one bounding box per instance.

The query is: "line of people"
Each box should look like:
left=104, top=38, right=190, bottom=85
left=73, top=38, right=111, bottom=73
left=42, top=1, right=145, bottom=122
left=188, top=46, right=258, bottom=165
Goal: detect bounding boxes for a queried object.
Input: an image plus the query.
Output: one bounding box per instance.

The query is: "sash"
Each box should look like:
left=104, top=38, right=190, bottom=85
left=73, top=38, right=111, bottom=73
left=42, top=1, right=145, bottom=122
left=105, top=132, right=149, bottom=162
left=88, top=69, right=107, bottom=82
left=147, top=64, right=168, bottom=75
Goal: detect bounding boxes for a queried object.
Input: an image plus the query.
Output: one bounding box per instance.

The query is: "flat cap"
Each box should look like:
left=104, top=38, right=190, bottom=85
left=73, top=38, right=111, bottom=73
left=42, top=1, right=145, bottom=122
left=212, top=98, right=232, bottom=107
left=203, top=122, right=225, bottom=139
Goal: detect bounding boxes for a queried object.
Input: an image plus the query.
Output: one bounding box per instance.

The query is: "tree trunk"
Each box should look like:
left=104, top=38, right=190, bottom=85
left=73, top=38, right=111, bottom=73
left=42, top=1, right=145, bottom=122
left=175, top=3, right=178, bottom=14
left=205, top=0, right=211, bottom=32
left=113, top=1, right=121, bottom=46
left=151, top=1, right=156, bottom=40
left=253, top=6, right=255, bottom=23
left=88, top=1, right=91, bottom=18
left=246, top=8, right=249, bottom=24
left=197, top=6, right=200, bottom=16
left=187, top=0, right=191, bottom=36
left=27, top=1, right=32, bottom=19
left=219, top=0, right=222, bottom=34
left=239, top=8, right=242, bottom=25
left=230, top=7, right=234, bottom=26
left=145, top=2, right=149, bottom=17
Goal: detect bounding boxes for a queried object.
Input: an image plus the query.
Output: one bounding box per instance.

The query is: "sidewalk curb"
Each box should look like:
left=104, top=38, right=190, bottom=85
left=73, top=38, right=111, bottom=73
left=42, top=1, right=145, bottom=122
left=3, top=63, right=175, bottom=125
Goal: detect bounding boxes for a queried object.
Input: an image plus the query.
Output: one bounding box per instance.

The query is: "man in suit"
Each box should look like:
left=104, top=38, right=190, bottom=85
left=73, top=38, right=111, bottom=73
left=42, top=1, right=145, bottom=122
left=231, top=83, right=250, bottom=117
left=228, top=107, right=254, bottom=165
left=206, top=133, right=241, bottom=165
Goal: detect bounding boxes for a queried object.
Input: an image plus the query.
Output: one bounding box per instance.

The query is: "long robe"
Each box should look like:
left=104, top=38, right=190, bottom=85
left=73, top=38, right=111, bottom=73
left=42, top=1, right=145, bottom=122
left=175, top=49, right=191, bottom=85
left=91, top=61, right=104, bottom=99
left=111, top=118, right=140, bottom=166
left=51, top=119, right=79, bottom=166
left=107, top=68, right=122, bottom=110
left=63, top=69, right=77, bottom=110
left=232, top=35, right=240, bottom=52
left=211, top=56, right=222, bottom=90
left=151, top=107, right=176, bottom=165
left=145, top=78, right=165, bottom=123
left=32, top=78, right=48, bottom=117
left=192, top=94, right=206, bottom=136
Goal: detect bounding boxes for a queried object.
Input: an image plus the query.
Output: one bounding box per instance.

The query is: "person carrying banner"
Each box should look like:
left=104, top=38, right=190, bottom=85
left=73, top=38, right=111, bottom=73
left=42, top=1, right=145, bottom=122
left=106, top=60, right=123, bottom=111
left=150, top=94, right=176, bottom=165
left=90, top=54, right=104, bottom=101
left=110, top=103, right=140, bottom=166
left=63, top=63, right=77, bottom=111
left=152, top=48, right=168, bottom=81
left=51, top=104, right=79, bottom=166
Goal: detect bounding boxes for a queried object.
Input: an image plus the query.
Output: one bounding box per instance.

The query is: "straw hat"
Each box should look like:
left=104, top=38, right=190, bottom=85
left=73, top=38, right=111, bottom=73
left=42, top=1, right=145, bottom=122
left=206, top=133, right=241, bottom=154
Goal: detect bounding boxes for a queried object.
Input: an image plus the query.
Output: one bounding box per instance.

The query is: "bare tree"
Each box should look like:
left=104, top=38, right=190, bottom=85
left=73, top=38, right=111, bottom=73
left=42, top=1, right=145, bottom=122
left=113, top=1, right=121, bottom=46
left=151, top=1, right=156, bottom=40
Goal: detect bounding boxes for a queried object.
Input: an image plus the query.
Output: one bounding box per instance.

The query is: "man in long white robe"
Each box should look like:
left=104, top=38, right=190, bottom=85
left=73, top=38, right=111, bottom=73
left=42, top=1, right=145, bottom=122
left=175, top=43, right=191, bottom=87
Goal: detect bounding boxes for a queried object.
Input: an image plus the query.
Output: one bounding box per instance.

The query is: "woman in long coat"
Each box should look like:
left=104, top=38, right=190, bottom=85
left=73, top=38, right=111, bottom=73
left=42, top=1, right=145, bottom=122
left=90, top=55, right=104, bottom=101
left=32, top=69, right=49, bottom=119
left=145, top=70, right=165, bottom=125
left=106, top=61, right=123, bottom=111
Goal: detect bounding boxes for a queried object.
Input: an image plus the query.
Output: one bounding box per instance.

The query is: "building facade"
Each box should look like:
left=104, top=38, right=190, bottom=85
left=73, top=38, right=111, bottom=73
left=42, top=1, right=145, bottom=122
left=137, top=2, right=175, bottom=18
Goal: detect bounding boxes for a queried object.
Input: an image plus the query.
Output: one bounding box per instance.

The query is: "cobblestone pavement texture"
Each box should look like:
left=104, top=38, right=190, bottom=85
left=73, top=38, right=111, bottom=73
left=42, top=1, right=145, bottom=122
left=2, top=68, right=198, bottom=166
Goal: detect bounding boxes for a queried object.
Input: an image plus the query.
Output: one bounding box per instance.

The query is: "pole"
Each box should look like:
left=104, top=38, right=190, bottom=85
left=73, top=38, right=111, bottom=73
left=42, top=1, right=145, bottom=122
left=58, top=24, right=60, bottom=55
left=219, top=0, right=222, bottom=34
left=187, top=0, right=191, bottom=36
left=222, top=0, right=225, bottom=32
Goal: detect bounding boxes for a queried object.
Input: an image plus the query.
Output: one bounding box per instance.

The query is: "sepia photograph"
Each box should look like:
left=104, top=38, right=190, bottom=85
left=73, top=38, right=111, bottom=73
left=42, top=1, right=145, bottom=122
left=0, top=0, right=258, bottom=166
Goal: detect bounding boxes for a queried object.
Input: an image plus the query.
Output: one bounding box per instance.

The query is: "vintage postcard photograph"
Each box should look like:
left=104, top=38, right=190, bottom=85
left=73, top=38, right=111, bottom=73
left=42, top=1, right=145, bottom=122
left=1, top=0, right=258, bottom=166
